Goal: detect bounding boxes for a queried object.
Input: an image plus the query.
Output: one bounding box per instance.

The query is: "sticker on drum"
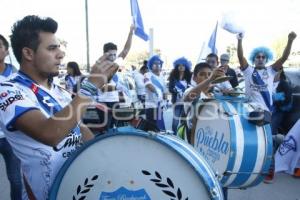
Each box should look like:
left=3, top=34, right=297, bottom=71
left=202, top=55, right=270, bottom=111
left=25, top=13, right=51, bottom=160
left=190, top=99, right=273, bottom=188
left=49, top=127, right=224, bottom=200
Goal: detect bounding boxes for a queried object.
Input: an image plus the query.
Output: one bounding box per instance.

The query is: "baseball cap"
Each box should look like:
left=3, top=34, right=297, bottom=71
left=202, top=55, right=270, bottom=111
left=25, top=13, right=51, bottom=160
left=220, top=54, right=230, bottom=61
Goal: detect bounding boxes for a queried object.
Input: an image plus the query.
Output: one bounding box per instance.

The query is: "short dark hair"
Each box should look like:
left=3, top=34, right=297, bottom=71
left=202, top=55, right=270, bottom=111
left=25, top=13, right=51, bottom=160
left=103, top=42, right=117, bottom=53
left=140, top=65, right=148, bottom=74
left=0, top=34, right=9, bottom=50
left=10, top=15, right=58, bottom=63
left=206, top=53, right=219, bottom=61
left=67, top=61, right=82, bottom=76
left=193, top=62, right=212, bottom=76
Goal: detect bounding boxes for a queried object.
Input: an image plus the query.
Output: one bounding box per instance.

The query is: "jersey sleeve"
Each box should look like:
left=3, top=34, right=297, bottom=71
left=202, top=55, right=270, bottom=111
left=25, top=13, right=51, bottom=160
left=144, top=73, right=152, bottom=86
left=0, top=82, right=39, bottom=131
left=242, top=65, right=254, bottom=77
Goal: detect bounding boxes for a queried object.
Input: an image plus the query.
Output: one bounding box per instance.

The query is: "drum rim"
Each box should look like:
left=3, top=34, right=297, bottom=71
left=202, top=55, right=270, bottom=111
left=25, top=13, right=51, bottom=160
left=49, top=126, right=223, bottom=200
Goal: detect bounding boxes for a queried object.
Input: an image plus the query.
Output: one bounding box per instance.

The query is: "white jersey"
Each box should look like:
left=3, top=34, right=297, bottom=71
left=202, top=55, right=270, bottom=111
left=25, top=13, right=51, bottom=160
left=242, top=66, right=277, bottom=111
left=0, top=75, right=82, bottom=200
left=0, top=69, right=16, bottom=138
left=144, top=72, right=167, bottom=108
left=183, top=80, right=209, bottom=115
left=65, top=75, right=81, bottom=93
left=132, top=71, right=146, bottom=96
left=0, top=75, right=7, bottom=138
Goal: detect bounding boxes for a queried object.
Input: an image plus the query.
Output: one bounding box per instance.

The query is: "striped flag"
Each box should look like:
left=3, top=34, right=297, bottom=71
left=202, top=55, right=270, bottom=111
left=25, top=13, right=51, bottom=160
left=130, top=0, right=149, bottom=41
left=197, top=22, right=218, bottom=62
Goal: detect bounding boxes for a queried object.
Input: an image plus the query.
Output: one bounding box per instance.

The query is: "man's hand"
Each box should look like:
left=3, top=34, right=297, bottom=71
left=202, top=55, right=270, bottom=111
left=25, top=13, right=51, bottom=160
left=236, top=32, right=244, bottom=40
left=209, top=68, right=225, bottom=81
left=288, top=31, right=297, bottom=41
left=89, top=53, right=119, bottom=88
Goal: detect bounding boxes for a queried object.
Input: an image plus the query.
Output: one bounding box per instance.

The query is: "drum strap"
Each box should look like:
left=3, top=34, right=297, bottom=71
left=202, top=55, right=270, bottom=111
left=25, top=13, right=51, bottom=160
left=177, top=106, right=192, bottom=143
left=23, top=174, right=37, bottom=200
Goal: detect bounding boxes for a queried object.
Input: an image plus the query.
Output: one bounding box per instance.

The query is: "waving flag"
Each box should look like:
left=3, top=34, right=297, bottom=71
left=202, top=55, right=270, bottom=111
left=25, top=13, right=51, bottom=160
left=197, top=22, right=218, bottom=62
left=221, top=12, right=245, bottom=34
left=130, top=0, right=149, bottom=41
left=208, top=21, right=218, bottom=54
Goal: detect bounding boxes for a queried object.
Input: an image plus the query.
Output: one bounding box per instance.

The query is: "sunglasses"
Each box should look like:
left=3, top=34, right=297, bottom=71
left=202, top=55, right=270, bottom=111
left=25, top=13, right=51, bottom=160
left=220, top=59, right=229, bottom=62
left=255, top=55, right=266, bottom=59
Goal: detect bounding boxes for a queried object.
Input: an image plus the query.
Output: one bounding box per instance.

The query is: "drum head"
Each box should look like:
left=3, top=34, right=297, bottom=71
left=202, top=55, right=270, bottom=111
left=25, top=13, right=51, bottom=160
left=50, top=127, right=223, bottom=200
left=191, top=100, right=231, bottom=179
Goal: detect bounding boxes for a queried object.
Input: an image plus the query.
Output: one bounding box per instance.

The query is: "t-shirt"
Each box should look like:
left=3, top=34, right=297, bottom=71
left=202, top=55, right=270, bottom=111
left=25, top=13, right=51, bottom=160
left=0, top=73, right=82, bottom=200
left=169, top=78, right=189, bottom=104
left=0, top=63, right=16, bottom=138
left=242, top=66, right=277, bottom=111
left=65, top=75, right=82, bottom=93
left=183, top=80, right=209, bottom=116
left=132, top=71, right=146, bottom=95
left=144, top=72, right=167, bottom=108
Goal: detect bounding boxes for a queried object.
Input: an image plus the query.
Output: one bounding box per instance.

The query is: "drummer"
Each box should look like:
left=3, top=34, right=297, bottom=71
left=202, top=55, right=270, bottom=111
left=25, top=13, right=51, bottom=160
left=183, top=62, right=224, bottom=103
left=182, top=62, right=225, bottom=127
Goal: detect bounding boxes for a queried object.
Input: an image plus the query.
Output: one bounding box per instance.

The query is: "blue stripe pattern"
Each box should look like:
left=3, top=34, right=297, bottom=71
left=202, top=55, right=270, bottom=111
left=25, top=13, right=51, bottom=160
left=209, top=98, right=273, bottom=188
left=150, top=75, right=164, bottom=94
left=219, top=101, right=237, bottom=185
left=230, top=103, right=258, bottom=186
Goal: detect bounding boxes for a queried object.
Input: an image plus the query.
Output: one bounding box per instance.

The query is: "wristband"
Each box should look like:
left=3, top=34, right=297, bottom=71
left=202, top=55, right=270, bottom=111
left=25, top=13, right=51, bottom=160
left=78, top=80, right=98, bottom=97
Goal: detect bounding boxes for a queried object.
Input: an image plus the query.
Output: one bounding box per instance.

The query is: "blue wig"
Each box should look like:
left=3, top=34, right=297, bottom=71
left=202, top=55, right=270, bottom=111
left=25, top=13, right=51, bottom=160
left=173, top=57, right=192, bottom=70
left=147, top=55, right=163, bottom=70
left=249, top=46, right=274, bottom=64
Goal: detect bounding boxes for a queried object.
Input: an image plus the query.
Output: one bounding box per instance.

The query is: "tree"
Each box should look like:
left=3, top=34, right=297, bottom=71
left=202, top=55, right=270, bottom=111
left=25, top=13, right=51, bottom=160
left=225, top=43, right=238, bottom=67
left=271, top=36, right=287, bottom=60
left=125, top=49, right=162, bottom=69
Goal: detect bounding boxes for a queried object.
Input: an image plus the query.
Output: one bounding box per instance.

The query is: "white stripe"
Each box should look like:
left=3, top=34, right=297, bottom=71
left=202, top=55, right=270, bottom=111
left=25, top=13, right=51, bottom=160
left=222, top=102, right=245, bottom=187
left=240, top=125, right=266, bottom=187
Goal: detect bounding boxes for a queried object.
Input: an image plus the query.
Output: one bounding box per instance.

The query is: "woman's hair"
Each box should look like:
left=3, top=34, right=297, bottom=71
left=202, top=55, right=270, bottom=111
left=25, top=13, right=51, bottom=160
left=169, top=57, right=192, bottom=82
left=67, top=61, right=81, bottom=76
left=173, top=57, right=192, bottom=70
left=249, top=46, right=273, bottom=64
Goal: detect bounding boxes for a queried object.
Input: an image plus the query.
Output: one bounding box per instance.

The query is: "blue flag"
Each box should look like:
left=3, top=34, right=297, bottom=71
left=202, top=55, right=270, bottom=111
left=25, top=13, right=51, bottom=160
left=197, top=22, right=218, bottom=62
left=208, top=22, right=218, bottom=54
left=130, top=0, right=149, bottom=41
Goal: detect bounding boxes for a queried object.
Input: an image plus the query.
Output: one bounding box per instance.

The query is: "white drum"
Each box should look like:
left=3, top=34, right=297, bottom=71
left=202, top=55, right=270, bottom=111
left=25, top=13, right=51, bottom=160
left=49, top=127, right=224, bottom=200
left=191, top=98, right=273, bottom=188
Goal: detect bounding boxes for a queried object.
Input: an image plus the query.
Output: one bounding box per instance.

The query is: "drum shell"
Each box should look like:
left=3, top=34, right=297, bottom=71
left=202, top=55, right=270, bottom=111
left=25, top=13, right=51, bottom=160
left=191, top=99, right=273, bottom=188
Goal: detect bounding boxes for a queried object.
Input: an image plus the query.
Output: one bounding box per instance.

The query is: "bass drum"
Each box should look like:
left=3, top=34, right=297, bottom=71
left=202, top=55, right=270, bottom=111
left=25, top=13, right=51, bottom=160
left=190, top=98, right=273, bottom=188
left=49, top=127, right=223, bottom=200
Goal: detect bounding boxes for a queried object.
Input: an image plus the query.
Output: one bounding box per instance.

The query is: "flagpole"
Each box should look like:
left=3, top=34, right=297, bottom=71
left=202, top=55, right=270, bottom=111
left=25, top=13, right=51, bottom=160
left=149, top=28, right=154, bottom=57
left=197, top=42, right=206, bottom=63
left=85, top=0, right=90, bottom=72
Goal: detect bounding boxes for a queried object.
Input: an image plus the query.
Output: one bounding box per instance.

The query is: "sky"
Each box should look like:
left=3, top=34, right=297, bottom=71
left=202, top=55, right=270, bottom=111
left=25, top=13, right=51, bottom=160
left=1, top=0, right=300, bottom=69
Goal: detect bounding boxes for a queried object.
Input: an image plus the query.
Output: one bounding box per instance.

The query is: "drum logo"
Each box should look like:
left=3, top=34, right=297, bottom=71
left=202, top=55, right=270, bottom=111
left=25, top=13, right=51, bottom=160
left=99, top=187, right=151, bottom=200
left=195, top=126, right=229, bottom=162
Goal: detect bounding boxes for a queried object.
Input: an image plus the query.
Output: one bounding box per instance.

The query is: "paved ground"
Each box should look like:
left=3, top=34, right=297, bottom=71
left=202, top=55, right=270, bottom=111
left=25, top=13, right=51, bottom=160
left=1, top=107, right=300, bottom=199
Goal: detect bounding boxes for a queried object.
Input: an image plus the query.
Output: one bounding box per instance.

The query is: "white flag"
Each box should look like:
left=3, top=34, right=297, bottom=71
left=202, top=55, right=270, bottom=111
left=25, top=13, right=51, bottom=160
left=220, top=12, right=245, bottom=34
left=275, top=119, right=300, bottom=174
